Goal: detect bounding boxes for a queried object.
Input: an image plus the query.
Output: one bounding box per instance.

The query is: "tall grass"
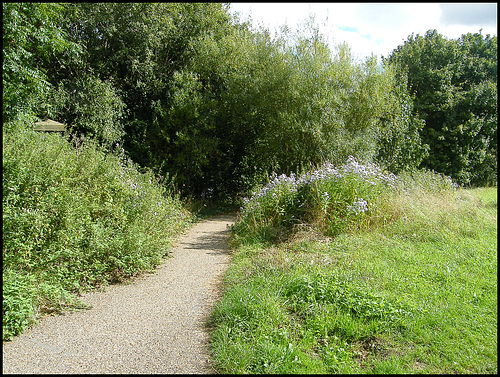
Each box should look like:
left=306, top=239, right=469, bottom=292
left=3, top=129, right=193, bottom=340
left=211, top=158, right=497, bottom=373
left=233, top=156, right=456, bottom=244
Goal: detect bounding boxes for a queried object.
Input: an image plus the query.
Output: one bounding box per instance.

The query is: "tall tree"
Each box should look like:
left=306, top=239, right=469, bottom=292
left=2, top=3, right=80, bottom=126
left=384, top=29, right=497, bottom=186
left=5, top=3, right=432, bottom=197
left=60, top=3, right=233, bottom=165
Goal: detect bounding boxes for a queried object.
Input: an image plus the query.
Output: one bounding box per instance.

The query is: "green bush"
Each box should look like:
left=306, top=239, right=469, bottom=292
left=45, top=73, right=126, bottom=150
left=385, top=30, right=497, bottom=186
left=234, top=157, right=459, bottom=245
left=2, top=272, right=37, bottom=340
left=234, top=157, right=401, bottom=243
left=3, top=128, right=192, bottom=339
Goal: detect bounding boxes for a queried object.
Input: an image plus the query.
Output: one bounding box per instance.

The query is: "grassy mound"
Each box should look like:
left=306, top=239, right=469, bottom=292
left=211, top=159, right=497, bottom=373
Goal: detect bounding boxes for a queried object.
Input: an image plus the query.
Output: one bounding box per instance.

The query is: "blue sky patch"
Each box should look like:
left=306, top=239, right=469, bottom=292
left=338, top=25, right=358, bottom=33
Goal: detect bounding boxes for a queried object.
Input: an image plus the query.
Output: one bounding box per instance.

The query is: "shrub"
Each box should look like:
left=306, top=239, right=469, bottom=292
left=3, top=129, right=192, bottom=339
left=234, top=156, right=457, bottom=244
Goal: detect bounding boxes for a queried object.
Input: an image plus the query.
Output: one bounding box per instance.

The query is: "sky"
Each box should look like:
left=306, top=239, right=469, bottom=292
left=228, top=3, right=497, bottom=62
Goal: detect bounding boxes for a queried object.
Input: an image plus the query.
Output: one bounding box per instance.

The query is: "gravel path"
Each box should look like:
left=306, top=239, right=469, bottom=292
left=2, top=213, right=236, bottom=374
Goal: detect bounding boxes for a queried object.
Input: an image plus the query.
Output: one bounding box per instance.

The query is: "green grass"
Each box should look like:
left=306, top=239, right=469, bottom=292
left=209, top=164, right=497, bottom=373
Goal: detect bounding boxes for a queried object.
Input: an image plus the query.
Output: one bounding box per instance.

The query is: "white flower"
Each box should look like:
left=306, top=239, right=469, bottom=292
left=347, top=198, right=368, bottom=214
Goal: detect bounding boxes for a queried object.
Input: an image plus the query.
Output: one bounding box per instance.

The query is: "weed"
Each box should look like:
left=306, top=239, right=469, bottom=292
left=3, top=129, right=193, bottom=340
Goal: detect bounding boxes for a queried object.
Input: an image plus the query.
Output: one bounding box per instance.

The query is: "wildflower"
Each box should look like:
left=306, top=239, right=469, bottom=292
left=347, top=198, right=368, bottom=215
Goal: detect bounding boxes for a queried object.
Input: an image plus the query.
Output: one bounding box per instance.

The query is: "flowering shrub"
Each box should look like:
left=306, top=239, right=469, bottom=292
left=235, top=156, right=400, bottom=242
left=235, top=156, right=460, bottom=244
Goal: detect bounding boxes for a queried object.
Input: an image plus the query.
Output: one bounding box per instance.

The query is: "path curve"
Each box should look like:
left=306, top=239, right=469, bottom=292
left=2, top=213, right=236, bottom=374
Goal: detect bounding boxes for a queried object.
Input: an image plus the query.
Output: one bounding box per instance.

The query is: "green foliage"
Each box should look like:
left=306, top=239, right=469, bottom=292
left=161, top=17, right=428, bottom=198
left=3, top=270, right=86, bottom=341
left=60, top=3, right=233, bottom=173
left=375, top=66, right=429, bottom=173
left=2, top=129, right=192, bottom=340
left=234, top=157, right=407, bottom=244
left=45, top=73, right=126, bottom=149
left=2, top=2, right=81, bottom=125
left=5, top=2, right=431, bottom=198
left=385, top=29, right=497, bottom=186
left=5, top=3, right=475, bottom=198
left=2, top=272, right=37, bottom=340
left=2, top=3, right=124, bottom=149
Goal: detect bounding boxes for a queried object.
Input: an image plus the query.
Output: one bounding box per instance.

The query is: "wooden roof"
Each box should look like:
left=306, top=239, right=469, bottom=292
left=34, top=119, right=66, bottom=132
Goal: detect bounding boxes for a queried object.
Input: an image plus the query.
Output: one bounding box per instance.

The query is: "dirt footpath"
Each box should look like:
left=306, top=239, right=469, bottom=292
left=2, top=213, right=236, bottom=374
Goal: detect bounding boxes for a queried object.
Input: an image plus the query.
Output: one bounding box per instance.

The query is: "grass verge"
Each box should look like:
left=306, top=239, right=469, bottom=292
left=209, top=160, right=497, bottom=373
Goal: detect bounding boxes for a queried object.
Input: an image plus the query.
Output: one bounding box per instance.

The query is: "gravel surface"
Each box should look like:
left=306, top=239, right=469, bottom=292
left=2, top=213, right=236, bottom=374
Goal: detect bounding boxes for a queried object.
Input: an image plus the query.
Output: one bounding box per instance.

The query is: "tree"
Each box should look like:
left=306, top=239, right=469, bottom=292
left=2, top=3, right=80, bottom=127
left=45, top=74, right=126, bottom=149
left=4, top=3, right=434, bottom=198
left=59, top=3, right=233, bottom=168
left=375, top=65, right=429, bottom=173
left=2, top=3, right=125, bottom=150
left=384, top=29, right=497, bottom=186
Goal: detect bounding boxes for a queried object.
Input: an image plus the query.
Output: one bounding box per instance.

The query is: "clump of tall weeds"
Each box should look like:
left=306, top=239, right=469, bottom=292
left=234, top=156, right=458, bottom=244
left=3, top=129, right=192, bottom=340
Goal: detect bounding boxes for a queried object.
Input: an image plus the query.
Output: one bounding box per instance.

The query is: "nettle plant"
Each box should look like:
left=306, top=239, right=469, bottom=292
left=236, top=156, right=400, bottom=242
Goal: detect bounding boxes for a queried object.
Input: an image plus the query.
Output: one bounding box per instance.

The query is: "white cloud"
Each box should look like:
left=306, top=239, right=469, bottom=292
left=228, top=3, right=497, bottom=62
left=355, top=3, right=414, bottom=29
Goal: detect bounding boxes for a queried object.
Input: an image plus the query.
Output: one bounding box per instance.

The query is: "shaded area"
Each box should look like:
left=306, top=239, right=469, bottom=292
left=180, top=213, right=236, bottom=254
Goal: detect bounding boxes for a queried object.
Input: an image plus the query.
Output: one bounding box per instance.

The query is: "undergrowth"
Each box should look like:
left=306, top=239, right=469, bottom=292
left=233, top=156, right=457, bottom=244
left=3, top=129, right=193, bottom=340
